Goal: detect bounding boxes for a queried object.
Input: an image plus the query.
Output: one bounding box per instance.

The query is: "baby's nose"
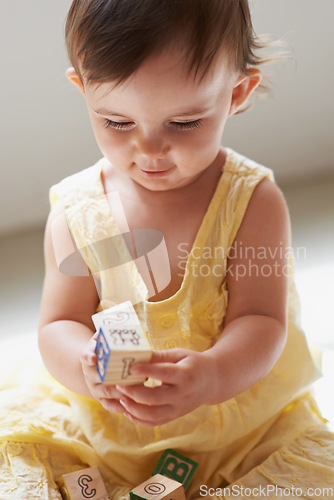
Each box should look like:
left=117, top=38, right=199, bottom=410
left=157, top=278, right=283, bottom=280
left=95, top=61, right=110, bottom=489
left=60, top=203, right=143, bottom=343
left=136, top=131, right=169, bottom=159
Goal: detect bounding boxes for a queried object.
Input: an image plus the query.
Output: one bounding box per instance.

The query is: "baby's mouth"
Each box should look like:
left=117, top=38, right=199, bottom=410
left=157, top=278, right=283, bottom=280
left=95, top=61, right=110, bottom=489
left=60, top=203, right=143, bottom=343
left=139, top=166, right=174, bottom=176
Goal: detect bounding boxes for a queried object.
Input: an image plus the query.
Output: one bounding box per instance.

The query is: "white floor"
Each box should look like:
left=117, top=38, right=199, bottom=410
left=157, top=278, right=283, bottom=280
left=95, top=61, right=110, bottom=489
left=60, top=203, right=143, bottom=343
left=0, top=227, right=44, bottom=339
left=0, top=173, right=333, bottom=423
left=282, top=176, right=334, bottom=351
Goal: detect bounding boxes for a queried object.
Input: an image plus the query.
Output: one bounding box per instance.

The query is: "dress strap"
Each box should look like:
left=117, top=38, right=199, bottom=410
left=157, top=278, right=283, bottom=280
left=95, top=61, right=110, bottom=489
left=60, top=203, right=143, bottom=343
left=222, top=148, right=275, bottom=250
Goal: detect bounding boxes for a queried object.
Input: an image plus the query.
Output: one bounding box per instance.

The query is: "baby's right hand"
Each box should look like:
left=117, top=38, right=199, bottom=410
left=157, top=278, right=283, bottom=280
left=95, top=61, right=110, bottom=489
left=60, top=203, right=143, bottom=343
left=80, top=334, right=124, bottom=413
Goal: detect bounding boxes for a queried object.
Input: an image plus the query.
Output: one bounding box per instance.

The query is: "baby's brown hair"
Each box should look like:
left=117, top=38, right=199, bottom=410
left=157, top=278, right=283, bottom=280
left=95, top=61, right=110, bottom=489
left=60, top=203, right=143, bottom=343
left=65, top=0, right=276, bottom=105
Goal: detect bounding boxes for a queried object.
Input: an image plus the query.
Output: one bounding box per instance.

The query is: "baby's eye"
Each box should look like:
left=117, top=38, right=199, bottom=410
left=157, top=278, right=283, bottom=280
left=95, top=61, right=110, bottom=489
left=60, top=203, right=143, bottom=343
left=170, top=119, right=202, bottom=130
left=105, top=119, right=135, bottom=130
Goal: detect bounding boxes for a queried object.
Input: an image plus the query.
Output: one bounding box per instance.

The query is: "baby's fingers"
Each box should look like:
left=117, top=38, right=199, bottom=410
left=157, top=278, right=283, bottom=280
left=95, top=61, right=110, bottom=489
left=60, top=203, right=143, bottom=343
left=81, top=351, right=98, bottom=366
left=81, top=339, right=98, bottom=366
left=91, top=382, right=125, bottom=409
left=116, top=383, right=173, bottom=407
left=96, top=383, right=128, bottom=413
left=99, top=398, right=124, bottom=414
left=82, top=362, right=101, bottom=384
left=132, top=349, right=189, bottom=383
left=120, top=396, right=172, bottom=426
left=132, top=362, right=178, bottom=384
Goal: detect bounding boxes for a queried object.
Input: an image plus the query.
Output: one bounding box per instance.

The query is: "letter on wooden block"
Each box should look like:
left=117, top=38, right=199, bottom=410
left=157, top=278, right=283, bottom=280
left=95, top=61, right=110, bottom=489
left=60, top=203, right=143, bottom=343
left=92, top=301, right=152, bottom=385
left=152, top=449, right=198, bottom=490
left=57, top=466, right=109, bottom=500
left=129, top=474, right=186, bottom=500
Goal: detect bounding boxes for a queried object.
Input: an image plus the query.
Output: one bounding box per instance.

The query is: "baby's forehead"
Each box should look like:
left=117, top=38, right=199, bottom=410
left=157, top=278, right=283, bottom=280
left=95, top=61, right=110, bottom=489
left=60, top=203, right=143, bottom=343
left=83, top=60, right=237, bottom=124
left=83, top=47, right=236, bottom=96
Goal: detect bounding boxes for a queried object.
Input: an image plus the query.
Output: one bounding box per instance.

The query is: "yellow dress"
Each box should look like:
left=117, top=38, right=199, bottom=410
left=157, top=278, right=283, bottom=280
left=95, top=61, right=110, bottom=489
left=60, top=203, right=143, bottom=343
left=0, top=148, right=333, bottom=499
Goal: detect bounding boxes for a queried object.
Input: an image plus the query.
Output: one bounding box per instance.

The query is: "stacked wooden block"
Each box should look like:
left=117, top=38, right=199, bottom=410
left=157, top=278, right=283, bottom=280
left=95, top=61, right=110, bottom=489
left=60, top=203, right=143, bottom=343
left=57, top=449, right=198, bottom=500
left=130, top=449, right=198, bottom=499
left=92, top=301, right=152, bottom=385
left=129, top=473, right=185, bottom=499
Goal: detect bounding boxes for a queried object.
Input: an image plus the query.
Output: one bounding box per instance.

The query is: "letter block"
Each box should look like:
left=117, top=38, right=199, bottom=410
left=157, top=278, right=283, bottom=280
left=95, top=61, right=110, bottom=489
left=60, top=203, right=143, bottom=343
left=129, top=474, right=186, bottom=500
left=152, top=449, right=198, bottom=490
left=57, top=466, right=110, bottom=500
left=92, top=301, right=152, bottom=385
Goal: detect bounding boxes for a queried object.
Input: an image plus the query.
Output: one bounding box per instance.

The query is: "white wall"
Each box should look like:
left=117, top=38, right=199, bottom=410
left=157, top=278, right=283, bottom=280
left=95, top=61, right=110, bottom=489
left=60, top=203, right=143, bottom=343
left=1, top=0, right=333, bottom=235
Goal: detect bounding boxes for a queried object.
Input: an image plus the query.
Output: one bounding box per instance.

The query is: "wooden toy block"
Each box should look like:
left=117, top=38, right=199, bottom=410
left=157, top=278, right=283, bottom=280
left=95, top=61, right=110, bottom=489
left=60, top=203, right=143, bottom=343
left=129, top=474, right=186, bottom=500
left=92, top=301, right=152, bottom=385
left=152, top=449, right=198, bottom=491
left=57, top=466, right=110, bottom=500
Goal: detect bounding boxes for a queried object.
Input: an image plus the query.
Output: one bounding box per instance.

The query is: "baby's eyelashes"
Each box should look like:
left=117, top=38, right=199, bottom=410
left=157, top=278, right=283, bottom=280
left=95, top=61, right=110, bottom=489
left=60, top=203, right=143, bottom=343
left=170, top=119, right=203, bottom=130
left=103, top=118, right=203, bottom=132
left=104, top=119, right=135, bottom=130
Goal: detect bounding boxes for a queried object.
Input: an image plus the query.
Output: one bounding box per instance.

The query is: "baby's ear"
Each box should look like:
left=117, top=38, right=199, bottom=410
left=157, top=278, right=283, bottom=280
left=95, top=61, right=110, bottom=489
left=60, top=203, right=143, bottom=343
left=228, top=68, right=262, bottom=116
left=66, top=67, right=85, bottom=95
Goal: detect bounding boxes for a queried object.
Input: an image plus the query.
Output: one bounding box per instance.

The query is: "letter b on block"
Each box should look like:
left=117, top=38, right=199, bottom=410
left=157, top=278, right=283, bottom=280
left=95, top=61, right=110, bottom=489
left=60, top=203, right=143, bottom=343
left=152, top=449, right=198, bottom=491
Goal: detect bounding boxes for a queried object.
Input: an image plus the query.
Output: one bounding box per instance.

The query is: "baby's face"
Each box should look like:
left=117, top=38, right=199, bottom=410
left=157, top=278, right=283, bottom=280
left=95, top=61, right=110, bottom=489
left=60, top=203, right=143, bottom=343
left=82, top=48, right=240, bottom=192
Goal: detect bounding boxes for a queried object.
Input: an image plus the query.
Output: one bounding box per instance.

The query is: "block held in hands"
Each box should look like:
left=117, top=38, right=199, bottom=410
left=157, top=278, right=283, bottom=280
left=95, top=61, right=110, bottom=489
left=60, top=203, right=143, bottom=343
left=92, top=301, right=152, bottom=385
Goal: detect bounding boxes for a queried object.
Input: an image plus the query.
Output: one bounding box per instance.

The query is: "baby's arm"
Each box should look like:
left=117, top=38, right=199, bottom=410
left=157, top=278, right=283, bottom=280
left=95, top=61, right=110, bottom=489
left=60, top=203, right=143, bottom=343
left=203, top=177, right=290, bottom=404
left=116, top=178, right=290, bottom=425
left=38, top=203, right=123, bottom=411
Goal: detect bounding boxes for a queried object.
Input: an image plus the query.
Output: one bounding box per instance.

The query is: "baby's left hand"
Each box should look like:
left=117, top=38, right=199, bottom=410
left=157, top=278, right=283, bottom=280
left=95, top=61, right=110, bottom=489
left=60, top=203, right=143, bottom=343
left=116, top=348, right=217, bottom=426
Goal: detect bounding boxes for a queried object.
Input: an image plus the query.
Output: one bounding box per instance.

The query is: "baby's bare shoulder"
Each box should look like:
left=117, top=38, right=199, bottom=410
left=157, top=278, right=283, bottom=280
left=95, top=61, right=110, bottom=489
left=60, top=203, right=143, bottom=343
left=239, top=177, right=290, bottom=243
